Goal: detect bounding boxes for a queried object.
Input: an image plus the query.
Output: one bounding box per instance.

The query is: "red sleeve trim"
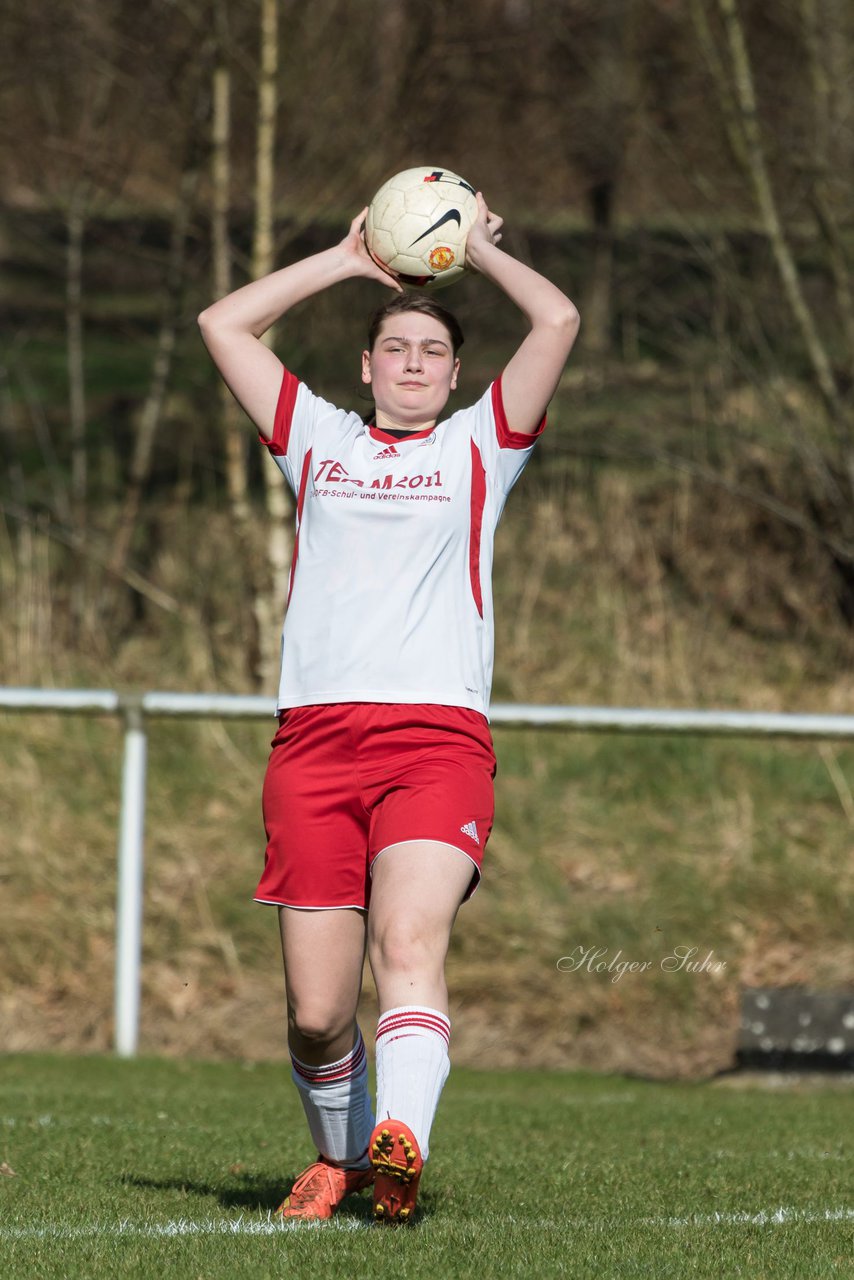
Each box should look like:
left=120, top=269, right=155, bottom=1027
left=491, top=376, right=547, bottom=449
left=286, top=447, right=312, bottom=608
left=469, top=439, right=486, bottom=619
left=259, top=368, right=299, bottom=456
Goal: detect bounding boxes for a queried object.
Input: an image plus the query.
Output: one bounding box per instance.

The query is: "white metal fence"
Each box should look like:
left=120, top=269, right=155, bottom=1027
left=3, top=686, right=854, bottom=1058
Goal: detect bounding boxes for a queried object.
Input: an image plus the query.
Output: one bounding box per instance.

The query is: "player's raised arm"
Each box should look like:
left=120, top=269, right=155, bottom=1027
left=465, top=194, right=580, bottom=435
left=197, top=210, right=402, bottom=437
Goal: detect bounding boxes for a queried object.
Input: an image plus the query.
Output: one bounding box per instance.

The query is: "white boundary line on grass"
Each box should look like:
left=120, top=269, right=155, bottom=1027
left=648, top=1207, right=854, bottom=1228
left=0, top=1217, right=367, bottom=1238
left=2, top=1207, right=853, bottom=1239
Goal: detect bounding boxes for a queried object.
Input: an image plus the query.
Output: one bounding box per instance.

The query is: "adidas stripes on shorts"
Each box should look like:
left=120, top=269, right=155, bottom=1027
left=255, top=702, right=497, bottom=911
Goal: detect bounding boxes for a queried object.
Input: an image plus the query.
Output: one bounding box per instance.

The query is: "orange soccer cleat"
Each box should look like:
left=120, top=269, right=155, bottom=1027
left=369, top=1121, right=424, bottom=1225
left=276, top=1156, right=374, bottom=1221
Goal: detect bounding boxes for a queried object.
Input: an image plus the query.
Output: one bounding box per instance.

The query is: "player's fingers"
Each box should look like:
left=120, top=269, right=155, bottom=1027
left=475, top=191, right=491, bottom=221
left=376, top=259, right=404, bottom=291
left=350, top=207, right=369, bottom=235
left=370, top=255, right=404, bottom=292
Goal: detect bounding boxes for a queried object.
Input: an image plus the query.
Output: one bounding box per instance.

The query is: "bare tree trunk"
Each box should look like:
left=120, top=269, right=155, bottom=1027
left=211, top=13, right=262, bottom=681
left=583, top=179, right=615, bottom=375
left=108, top=165, right=198, bottom=579
left=375, top=0, right=406, bottom=118
left=689, top=0, right=749, bottom=172
left=253, top=0, right=292, bottom=692
left=559, top=0, right=636, bottom=374
left=62, top=65, right=119, bottom=533
left=825, top=0, right=854, bottom=177
left=712, top=0, right=842, bottom=421
left=799, top=0, right=854, bottom=379
left=66, top=187, right=87, bottom=527
left=710, top=230, right=732, bottom=392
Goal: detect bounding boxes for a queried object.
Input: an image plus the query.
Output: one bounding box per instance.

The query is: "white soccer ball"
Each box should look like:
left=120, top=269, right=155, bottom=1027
left=365, top=166, right=478, bottom=290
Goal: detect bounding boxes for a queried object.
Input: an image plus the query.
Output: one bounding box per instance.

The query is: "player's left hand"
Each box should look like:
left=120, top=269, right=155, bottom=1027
left=465, top=193, right=503, bottom=271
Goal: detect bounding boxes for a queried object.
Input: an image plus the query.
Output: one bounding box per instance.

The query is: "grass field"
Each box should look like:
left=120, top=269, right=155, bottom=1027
left=0, top=1056, right=851, bottom=1279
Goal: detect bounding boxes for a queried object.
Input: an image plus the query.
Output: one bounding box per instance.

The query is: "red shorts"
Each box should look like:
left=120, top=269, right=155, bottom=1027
left=255, top=702, right=497, bottom=911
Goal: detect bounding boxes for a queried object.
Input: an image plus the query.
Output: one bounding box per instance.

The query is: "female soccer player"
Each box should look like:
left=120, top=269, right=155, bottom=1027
left=198, top=192, right=579, bottom=1224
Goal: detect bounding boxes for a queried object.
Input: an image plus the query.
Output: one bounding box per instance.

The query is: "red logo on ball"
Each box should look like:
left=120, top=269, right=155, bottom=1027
left=428, top=245, right=455, bottom=271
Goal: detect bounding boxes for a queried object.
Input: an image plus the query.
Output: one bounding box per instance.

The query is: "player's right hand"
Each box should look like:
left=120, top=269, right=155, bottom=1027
left=339, top=209, right=404, bottom=291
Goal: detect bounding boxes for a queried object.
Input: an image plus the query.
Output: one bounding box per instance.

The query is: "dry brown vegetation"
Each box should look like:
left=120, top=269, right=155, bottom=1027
left=2, top=472, right=852, bottom=1077
left=1, top=0, right=853, bottom=1075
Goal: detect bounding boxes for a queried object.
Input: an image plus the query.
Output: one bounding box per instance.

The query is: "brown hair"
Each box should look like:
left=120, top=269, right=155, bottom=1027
left=367, top=293, right=465, bottom=356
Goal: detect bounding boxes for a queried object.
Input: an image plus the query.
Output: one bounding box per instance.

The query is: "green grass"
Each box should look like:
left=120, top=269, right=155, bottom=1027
left=0, top=1056, right=851, bottom=1278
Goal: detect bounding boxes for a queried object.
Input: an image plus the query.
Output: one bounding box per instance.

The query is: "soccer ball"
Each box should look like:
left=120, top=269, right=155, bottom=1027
left=365, top=167, right=478, bottom=290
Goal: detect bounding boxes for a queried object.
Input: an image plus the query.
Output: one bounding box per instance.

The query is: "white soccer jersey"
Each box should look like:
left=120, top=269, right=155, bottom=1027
left=260, top=369, right=546, bottom=721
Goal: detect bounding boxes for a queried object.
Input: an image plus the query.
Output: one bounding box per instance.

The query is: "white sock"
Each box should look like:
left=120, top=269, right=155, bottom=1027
left=374, top=1006, right=451, bottom=1162
left=290, top=1029, right=374, bottom=1169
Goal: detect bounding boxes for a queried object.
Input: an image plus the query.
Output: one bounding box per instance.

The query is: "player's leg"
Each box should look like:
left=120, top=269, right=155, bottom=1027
left=280, top=904, right=367, bottom=1064
left=352, top=702, right=496, bottom=1221
left=366, top=841, right=474, bottom=1223
left=276, top=905, right=375, bottom=1219
left=258, top=705, right=378, bottom=1219
left=368, top=840, right=473, bottom=1013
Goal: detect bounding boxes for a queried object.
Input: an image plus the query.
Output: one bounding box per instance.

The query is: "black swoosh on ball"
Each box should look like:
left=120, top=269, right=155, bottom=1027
left=409, top=209, right=462, bottom=247
left=426, top=171, right=477, bottom=197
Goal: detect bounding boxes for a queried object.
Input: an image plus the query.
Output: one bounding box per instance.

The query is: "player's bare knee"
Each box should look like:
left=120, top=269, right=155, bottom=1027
left=369, top=923, right=445, bottom=981
left=287, top=1001, right=354, bottom=1051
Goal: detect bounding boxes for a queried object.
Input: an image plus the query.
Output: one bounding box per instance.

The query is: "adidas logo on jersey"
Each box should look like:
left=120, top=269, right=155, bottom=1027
left=372, top=445, right=400, bottom=460
left=460, top=820, right=479, bottom=846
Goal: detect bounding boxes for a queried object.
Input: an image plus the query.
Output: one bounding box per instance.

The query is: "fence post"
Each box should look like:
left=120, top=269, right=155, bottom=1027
left=114, top=701, right=147, bottom=1058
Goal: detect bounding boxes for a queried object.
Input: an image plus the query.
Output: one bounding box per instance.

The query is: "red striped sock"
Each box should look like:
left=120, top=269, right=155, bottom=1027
left=290, top=1029, right=374, bottom=1168
left=375, top=1006, right=451, bottom=1161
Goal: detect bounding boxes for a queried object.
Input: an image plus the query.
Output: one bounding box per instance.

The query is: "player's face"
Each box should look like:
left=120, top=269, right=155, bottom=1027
left=362, top=313, right=460, bottom=429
